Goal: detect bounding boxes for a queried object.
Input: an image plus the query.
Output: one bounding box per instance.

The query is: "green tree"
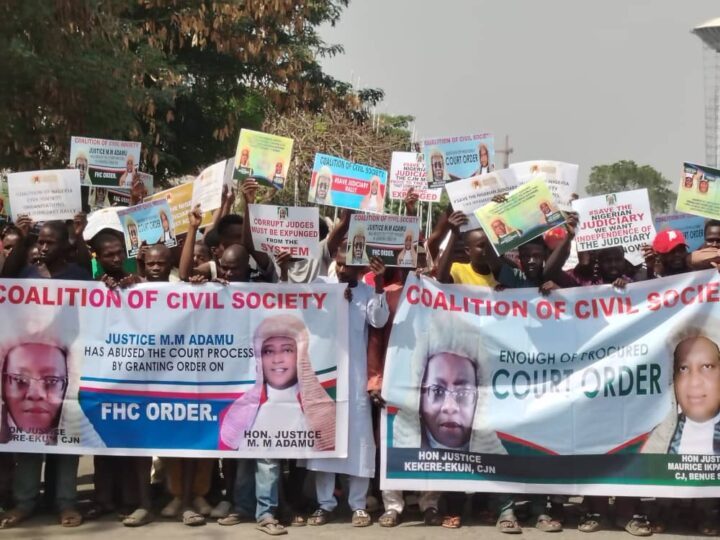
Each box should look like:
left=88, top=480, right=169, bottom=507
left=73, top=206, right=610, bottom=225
left=586, top=160, right=674, bottom=214
left=0, top=0, right=382, bottom=185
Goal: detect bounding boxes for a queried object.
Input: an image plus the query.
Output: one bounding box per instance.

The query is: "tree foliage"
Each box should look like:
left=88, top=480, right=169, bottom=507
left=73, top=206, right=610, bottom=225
left=0, top=0, right=382, bottom=185
left=260, top=108, right=413, bottom=214
left=586, top=160, right=674, bottom=214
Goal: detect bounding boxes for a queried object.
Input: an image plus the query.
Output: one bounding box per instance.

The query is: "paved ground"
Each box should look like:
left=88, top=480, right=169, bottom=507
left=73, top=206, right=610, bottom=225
left=0, top=458, right=708, bottom=539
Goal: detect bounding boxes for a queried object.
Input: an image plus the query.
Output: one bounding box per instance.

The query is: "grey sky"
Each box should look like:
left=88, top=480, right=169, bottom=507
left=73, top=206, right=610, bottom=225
left=320, top=0, right=719, bottom=193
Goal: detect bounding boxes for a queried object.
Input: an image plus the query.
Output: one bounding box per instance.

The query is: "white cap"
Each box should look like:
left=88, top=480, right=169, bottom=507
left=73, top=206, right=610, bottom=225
left=83, top=207, right=123, bottom=241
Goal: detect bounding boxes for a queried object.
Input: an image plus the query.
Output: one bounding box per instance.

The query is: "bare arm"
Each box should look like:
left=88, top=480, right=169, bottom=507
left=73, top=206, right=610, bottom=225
left=437, top=211, right=467, bottom=284
left=427, top=209, right=451, bottom=264
left=326, top=208, right=352, bottom=258
left=543, top=213, right=577, bottom=280
left=179, top=204, right=202, bottom=281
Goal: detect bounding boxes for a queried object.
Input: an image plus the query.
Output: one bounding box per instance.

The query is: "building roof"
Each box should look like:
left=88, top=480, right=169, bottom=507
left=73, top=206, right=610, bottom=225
left=694, top=18, right=720, bottom=51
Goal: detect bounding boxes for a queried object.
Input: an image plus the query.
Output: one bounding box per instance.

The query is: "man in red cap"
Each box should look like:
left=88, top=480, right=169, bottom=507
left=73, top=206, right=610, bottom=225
left=650, top=229, right=689, bottom=277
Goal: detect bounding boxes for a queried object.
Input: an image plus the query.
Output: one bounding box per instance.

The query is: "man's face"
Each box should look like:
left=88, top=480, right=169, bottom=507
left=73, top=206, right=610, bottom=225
left=219, top=248, right=248, bottom=282
left=519, top=244, right=545, bottom=279
left=37, top=227, right=66, bottom=266
left=261, top=336, right=298, bottom=390
left=160, top=212, right=170, bottom=232
left=404, top=234, right=413, bottom=250
left=660, top=245, right=688, bottom=274
left=275, top=162, right=283, bottom=174
left=491, top=220, right=507, bottom=238
left=431, top=155, right=444, bottom=181
left=700, top=180, right=710, bottom=194
left=540, top=202, right=551, bottom=215
left=279, top=208, right=288, bottom=219
left=75, top=157, right=88, bottom=181
left=144, top=248, right=172, bottom=281
left=3, top=344, right=67, bottom=433
left=464, top=230, right=490, bottom=267
left=317, top=177, right=329, bottom=200
left=126, top=156, right=135, bottom=173
left=684, top=177, right=694, bottom=189
left=598, top=248, right=625, bottom=281
left=370, top=178, right=378, bottom=195
left=240, top=149, right=249, bottom=165
left=2, top=232, right=19, bottom=258
left=675, top=337, right=720, bottom=422
left=706, top=225, right=720, bottom=248
left=193, top=243, right=210, bottom=267
left=420, top=353, right=477, bottom=449
left=97, top=239, right=125, bottom=276
left=352, top=234, right=365, bottom=261
left=335, top=248, right=359, bottom=284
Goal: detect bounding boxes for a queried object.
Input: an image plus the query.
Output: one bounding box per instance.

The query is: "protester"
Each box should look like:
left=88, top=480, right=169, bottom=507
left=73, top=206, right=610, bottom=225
left=300, top=244, right=389, bottom=528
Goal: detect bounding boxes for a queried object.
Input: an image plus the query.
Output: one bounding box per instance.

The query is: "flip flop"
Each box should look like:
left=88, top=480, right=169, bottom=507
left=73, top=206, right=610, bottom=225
left=182, top=509, right=206, bottom=526
left=122, top=508, right=152, bottom=527
left=621, top=516, right=652, bottom=537
left=536, top=514, right=563, bottom=532
left=60, top=508, right=83, bottom=528
left=352, top=509, right=372, bottom=527
left=218, top=512, right=251, bottom=526
left=256, top=517, right=288, bottom=536
left=0, top=508, right=31, bottom=529
left=497, top=517, right=523, bottom=534
left=578, top=513, right=603, bottom=533
left=442, top=515, right=462, bottom=529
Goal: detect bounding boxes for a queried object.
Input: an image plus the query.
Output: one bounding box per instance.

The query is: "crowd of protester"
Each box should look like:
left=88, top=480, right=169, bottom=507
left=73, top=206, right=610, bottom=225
left=0, top=182, right=718, bottom=536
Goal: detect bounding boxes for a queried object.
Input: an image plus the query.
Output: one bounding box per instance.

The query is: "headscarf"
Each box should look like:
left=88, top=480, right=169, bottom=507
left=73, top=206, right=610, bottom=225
left=220, top=314, right=336, bottom=450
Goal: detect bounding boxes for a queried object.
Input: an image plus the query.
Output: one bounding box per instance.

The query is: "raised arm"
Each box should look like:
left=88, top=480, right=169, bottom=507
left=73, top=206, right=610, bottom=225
left=326, top=208, right=352, bottom=258
left=179, top=204, right=203, bottom=281
left=436, top=211, right=467, bottom=284
left=543, top=213, right=577, bottom=280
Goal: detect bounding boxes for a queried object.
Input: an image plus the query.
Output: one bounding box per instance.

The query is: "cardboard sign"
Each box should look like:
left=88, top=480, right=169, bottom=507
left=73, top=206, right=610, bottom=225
left=70, top=136, right=142, bottom=186
left=346, top=213, right=420, bottom=267
left=510, top=160, right=579, bottom=210
left=308, top=154, right=387, bottom=213
left=572, top=189, right=655, bottom=265
left=422, top=133, right=494, bottom=189
left=146, top=183, right=214, bottom=236
left=234, top=130, right=294, bottom=189
left=192, top=160, right=228, bottom=213
left=248, top=204, right=320, bottom=259
left=445, top=169, right=518, bottom=232
left=475, top=179, right=566, bottom=255
left=388, top=152, right=441, bottom=202
left=676, top=162, right=720, bottom=220
left=7, top=169, right=82, bottom=222
left=118, top=199, right=177, bottom=258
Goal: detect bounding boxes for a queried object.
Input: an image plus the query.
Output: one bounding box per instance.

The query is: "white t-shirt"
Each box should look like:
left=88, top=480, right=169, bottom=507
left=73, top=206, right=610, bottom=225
left=252, top=384, right=307, bottom=435
left=678, top=412, right=720, bottom=454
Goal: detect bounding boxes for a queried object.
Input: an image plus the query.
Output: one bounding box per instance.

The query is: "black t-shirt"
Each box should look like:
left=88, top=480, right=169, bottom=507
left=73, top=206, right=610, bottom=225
left=19, top=263, right=92, bottom=281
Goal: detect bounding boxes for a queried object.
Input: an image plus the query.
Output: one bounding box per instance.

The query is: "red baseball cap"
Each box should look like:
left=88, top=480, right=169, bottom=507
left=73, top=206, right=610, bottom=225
left=652, top=229, right=687, bottom=254
left=543, top=226, right=567, bottom=250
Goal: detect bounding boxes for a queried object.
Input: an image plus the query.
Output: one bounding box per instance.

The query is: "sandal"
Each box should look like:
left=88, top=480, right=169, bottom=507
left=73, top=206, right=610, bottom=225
left=218, top=512, right=251, bottom=526
left=497, top=514, right=523, bottom=534
left=620, top=516, right=652, bottom=537
left=424, top=507, right=442, bottom=526
left=352, top=509, right=372, bottom=527
left=579, top=513, right=603, bottom=533
left=122, top=508, right=152, bottom=527
left=59, top=508, right=83, bottom=528
left=182, top=509, right=206, bottom=526
left=193, top=496, right=212, bottom=516
left=291, top=514, right=307, bottom=527
left=256, top=517, right=288, bottom=536
left=442, top=515, right=462, bottom=529
left=0, top=508, right=31, bottom=529
left=536, top=514, right=563, bottom=532
left=379, top=509, right=400, bottom=528
left=307, top=508, right=334, bottom=526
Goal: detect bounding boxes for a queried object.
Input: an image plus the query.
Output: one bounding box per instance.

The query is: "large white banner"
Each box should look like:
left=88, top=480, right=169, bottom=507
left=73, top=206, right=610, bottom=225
left=0, top=280, right=348, bottom=458
left=382, top=272, right=720, bottom=497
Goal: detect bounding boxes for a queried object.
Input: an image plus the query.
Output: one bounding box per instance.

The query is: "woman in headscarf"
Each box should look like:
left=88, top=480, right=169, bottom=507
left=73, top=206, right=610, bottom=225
left=360, top=176, right=385, bottom=213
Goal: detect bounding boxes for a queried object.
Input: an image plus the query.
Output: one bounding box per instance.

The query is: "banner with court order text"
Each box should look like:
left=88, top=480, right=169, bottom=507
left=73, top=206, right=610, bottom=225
left=0, top=280, right=349, bottom=458
left=381, top=272, right=720, bottom=497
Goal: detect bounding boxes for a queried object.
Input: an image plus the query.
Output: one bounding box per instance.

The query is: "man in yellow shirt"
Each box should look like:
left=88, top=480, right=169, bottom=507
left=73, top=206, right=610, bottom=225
left=437, top=211, right=498, bottom=287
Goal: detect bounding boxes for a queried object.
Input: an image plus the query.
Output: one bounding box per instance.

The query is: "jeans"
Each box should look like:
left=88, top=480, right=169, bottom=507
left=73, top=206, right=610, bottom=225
left=233, top=459, right=280, bottom=522
left=316, top=472, right=368, bottom=512
left=14, top=453, right=78, bottom=513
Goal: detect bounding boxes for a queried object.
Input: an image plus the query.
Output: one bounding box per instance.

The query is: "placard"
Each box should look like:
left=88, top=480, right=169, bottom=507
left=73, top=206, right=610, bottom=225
left=117, top=199, right=176, bottom=258
left=234, top=130, right=294, bottom=189
left=346, top=214, right=420, bottom=267
left=70, top=136, right=142, bottom=187
left=388, top=152, right=442, bottom=202
left=7, top=169, right=82, bottom=222
left=445, top=169, right=518, bottom=232
left=248, top=204, right=320, bottom=259
left=192, top=160, right=228, bottom=213
left=308, top=154, right=387, bottom=213
left=510, top=160, right=579, bottom=210
left=422, top=133, right=494, bottom=189
left=146, top=183, right=214, bottom=236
